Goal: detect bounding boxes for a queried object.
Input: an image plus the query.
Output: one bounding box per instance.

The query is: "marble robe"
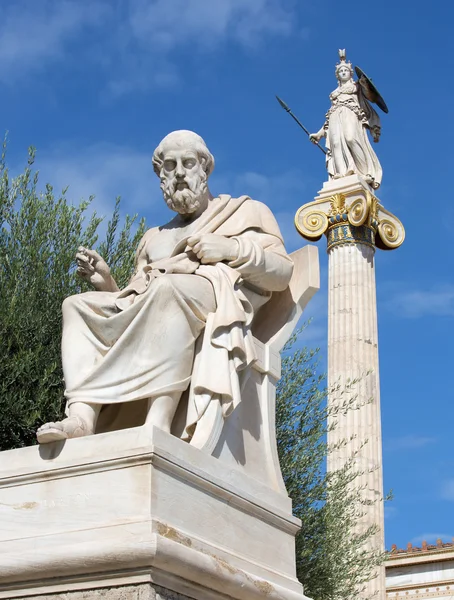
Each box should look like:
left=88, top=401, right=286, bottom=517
left=61, top=195, right=293, bottom=438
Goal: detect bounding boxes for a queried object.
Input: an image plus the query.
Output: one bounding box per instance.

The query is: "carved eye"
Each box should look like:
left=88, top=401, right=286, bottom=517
left=183, top=158, right=196, bottom=169
left=164, top=160, right=176, bottom=171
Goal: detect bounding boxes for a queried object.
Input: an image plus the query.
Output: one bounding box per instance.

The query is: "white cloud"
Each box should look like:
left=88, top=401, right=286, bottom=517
left=30, top=149, right=312, bottom=238
left=384, top=505, right=398, bottom=520
left=0, top=0, right=298, bottom=94
left=109, top=0, right=297, bottom=95
left=441, top=480, right=454, bottom=501
left=210, top=167, right=317, bottom=253
left=410, top=533, right=454, bottom=545
left=129, top=0, right=295, bottom=50
left=231, top=169, right=306, bottom=203
left=30, top=142, right=161, bottom=222
left=387, top=286, right=454, bottom=318
left=384, top=435, right=436, bottom=451
left=105, top=58, right=180, bottom=98
left=0, top=1, right=108, bottom=82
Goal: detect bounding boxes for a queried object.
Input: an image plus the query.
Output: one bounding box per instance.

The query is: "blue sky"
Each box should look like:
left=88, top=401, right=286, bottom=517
left=2, top=0, right=453, bottom=550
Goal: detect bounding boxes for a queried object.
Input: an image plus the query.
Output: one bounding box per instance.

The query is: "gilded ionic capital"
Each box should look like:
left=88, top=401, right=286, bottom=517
left=295, top=185, right=405, bottom=252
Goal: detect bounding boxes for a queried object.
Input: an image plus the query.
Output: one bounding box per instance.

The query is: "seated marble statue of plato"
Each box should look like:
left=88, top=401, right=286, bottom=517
left=37, top=130, right=293, bottom=444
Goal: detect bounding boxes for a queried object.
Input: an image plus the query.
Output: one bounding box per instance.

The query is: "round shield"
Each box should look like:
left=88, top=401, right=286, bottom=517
left=354, top=65, right=389, bottom=114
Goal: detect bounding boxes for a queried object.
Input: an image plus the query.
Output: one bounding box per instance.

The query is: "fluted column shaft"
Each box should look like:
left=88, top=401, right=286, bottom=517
left=295, top=180, right=405, bottom=600
left=327, top=239, right=385, bottom=599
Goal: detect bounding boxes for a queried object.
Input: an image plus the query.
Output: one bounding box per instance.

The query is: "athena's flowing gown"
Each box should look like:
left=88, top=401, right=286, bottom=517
left=324, top=81, right=382, bottom=188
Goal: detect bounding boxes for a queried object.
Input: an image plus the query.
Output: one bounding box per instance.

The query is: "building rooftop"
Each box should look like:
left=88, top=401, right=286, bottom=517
left=388, top=538, right=454, bottom=557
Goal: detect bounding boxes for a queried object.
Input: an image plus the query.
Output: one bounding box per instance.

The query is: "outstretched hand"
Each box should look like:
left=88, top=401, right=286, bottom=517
left=76, top=247, right=119, bottom=292
left=186, top=234, right=239, bottom=264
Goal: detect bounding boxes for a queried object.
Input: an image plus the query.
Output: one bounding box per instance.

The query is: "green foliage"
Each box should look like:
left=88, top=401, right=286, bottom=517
left=0, top=142, right=146, bottom=450
left=276, top=334, right=386, bottom=600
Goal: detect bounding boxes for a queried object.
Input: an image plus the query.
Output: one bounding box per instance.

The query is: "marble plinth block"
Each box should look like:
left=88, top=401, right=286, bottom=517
left=0, top=425, right=307, bottom=600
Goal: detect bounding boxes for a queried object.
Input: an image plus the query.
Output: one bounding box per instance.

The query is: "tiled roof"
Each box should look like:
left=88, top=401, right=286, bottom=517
left=387, top=539, right=454, bottom=556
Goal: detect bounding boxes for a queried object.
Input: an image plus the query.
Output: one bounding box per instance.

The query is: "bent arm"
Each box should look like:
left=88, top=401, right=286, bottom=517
left=76, top=247, right=120, bottom=293
left=127, top=227, right=158, bottom=284
left=227, top=230, right=293, bottom=292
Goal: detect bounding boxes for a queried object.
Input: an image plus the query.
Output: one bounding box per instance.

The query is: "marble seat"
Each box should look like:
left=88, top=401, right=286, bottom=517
left=188, top=244, right=319, bottom=491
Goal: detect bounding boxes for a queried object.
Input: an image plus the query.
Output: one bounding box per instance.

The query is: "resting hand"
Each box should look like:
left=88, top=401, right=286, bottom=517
left=186, top=234, right=239, bottom=264
left=76, top=247, right=119, bottom=292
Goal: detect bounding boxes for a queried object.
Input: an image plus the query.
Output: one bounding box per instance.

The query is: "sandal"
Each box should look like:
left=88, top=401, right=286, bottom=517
left=36, top=416, right=88, bottom=444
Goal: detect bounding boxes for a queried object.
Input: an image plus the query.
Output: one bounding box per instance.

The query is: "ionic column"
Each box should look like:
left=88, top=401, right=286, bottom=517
left=295, top=176, right=405, bottom=600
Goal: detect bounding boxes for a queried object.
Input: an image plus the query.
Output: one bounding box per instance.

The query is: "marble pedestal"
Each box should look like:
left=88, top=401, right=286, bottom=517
left=0, top=426, right=306, bottom=600
left=0, top=245, right=319, bottom=600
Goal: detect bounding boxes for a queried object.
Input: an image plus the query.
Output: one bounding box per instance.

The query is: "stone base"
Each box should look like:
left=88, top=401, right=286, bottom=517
left=316, top=173, right=375, bottom=199
left=0, top=426, right=307, bottom=600
left=21, top=583, right=191, bottom=600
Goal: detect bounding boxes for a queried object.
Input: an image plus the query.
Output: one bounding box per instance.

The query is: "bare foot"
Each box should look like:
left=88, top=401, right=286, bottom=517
left=36, top=416, right=91, bottom=444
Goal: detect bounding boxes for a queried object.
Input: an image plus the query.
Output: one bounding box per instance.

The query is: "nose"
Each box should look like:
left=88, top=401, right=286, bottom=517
left=175, top=160, right=185, bottom=178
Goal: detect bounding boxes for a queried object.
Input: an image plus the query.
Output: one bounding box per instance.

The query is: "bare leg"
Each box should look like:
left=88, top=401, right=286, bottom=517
left=145, top=393, right=181, bottom=434
left=36, top=401, right=101, bottom=444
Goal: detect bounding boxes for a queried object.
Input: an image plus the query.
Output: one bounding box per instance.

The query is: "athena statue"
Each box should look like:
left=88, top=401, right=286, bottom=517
left=310, top=49, right=388, bottom=190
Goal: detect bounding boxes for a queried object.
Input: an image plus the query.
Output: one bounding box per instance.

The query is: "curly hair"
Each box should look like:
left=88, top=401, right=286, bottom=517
left=152, top=130, right=215, bottom=178
left=335, top=61, right=354, bottom=81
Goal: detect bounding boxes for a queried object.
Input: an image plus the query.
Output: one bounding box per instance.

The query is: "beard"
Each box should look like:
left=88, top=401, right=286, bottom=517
left=161, top=172, right=207, bottom=215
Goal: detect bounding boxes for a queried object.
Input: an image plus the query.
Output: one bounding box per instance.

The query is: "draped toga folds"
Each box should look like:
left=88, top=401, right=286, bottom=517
left=62, top=195, right=293, bottom=438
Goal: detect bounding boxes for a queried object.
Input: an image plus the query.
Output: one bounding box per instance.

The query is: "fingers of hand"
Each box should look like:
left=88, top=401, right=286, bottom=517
left=187, top=235, right=200, bottom=247
left=77, top=266, right=94, bottom=275
left=191, top=242, right=202, bottom=256
left=194, top=245, right=219, bottom=263
left=78, top=246, right=103, bottom=262
left=76, top=266, right=90, bottom=278
left=76, top=254, right=95, bottom=272
left=75, top=252, right=89, bottom=263
left=192, top=242, right=215, bottom=261
left=84, top=248, right=103, bottom=262
left=77, top=247, right=95, bottom=267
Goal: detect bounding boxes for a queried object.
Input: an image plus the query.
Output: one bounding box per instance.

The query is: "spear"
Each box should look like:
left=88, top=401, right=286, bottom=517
left=276, top=95, right=327, bottom=156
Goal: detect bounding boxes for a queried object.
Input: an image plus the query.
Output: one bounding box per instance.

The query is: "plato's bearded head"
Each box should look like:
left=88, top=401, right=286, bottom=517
left=152, top=130, right=215, bottom=215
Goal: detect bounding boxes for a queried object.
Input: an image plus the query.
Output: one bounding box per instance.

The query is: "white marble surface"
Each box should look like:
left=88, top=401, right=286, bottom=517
left=0, top=245, right=319, bottom=599
left=3, top=130, right=322, bottom=600
left=324, top=177, right=385, bottom=599
left=310, top=50, right=383, bottom=189
left=0, top=425, right=309, bottom=600
left=0, top=249, right=320, bottom=597
left=38, top=130, right=296, bottom=447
